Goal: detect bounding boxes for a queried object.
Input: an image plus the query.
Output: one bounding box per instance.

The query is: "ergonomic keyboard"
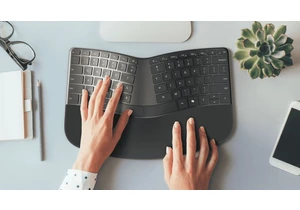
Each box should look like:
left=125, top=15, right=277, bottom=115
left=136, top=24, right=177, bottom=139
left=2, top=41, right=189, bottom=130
left=65, top=47, right=234, bottom=159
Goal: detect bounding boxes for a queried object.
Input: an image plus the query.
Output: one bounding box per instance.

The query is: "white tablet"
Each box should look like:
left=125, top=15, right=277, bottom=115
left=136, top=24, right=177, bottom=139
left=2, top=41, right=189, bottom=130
left=100, top=21, right=192, bottom=43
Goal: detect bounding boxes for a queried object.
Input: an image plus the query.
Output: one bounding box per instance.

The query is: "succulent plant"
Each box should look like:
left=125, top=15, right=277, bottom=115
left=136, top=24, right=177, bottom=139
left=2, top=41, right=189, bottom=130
left=233, top=21, right=294, bottom=79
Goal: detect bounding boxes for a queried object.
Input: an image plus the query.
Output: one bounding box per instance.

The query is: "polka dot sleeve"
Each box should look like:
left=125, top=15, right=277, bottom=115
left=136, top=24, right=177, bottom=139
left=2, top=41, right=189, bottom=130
left=59, top=169, right=98, bottom=190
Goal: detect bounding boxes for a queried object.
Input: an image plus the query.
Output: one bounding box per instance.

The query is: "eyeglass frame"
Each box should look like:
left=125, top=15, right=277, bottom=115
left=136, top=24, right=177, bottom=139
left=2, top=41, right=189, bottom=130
left=0, top=21, right=36, bottom=70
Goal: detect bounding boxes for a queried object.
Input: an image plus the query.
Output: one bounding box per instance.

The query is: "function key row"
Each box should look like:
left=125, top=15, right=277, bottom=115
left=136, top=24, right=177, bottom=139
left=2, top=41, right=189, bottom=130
left=149, top=49, right=227, bottom=64
left=71, top=49, right=138, bottom=65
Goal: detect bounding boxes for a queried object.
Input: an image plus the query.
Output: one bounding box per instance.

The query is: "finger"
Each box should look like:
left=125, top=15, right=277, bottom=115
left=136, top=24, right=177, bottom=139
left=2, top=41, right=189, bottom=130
left=198, top=126, right=209, bottom=168
left=104, top=82, right=123, bottom=118
left=94, top=75, right=110, bottom=118
left=206, top=139, right=218, bottom=175
left=172, top=121, right=183, bottom=171
left=163, top=147, right=173, bottom=183
left=88, top=79, right=103, bottom=118
left=186, top=118, right=196, bottom=173
left=112, top=109, right=133, bottom=143
left=80, top=89, right=88, bottom=122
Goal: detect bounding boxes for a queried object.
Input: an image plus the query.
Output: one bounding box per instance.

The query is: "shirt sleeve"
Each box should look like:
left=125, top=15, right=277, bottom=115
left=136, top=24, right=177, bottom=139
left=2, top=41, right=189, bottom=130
left=59, top=169, right=98, bottom=190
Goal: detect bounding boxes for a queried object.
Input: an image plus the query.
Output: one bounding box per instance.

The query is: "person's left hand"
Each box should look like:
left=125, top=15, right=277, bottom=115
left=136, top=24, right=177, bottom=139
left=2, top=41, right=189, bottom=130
left=73, top=76, right=133, bottom=173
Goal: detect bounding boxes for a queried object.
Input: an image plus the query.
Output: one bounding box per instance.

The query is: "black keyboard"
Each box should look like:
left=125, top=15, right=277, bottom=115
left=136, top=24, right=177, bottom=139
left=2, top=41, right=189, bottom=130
left=66, top=47, right=231, bottom=117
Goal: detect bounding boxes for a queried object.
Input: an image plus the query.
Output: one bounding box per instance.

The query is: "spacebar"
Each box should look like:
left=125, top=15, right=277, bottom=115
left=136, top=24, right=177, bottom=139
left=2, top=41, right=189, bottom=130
left=143, top=101, right=178, bottom=117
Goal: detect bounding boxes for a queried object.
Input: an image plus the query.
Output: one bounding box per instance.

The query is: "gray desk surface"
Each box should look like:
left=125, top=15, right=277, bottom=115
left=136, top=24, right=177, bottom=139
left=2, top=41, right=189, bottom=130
left=1, top=21, right=300, bottom=190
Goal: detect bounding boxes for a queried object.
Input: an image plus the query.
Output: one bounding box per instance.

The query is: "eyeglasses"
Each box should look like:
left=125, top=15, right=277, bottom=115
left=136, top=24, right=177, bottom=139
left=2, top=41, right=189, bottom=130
left=0, top=21, right=36, bottom=70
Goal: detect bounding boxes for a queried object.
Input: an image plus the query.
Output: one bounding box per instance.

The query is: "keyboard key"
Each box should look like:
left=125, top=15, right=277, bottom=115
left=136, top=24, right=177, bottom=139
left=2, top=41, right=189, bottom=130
left=69, top=84, right=84, bottom=94
left=162, top=72, right=172, bottom=81
left=127, top=64, right=137, bottom=74
left=81, top=57, right=89, bottom=65
left=169, top=54, right=178, bottom=59
left=152, top=74, right=162, bottom=84
left=91, top=58, right=99, bottom=66
left=191, top=86, right=200, bottom=95
left=166, top=81, right=176, bottom=90
left=129, top=57, right=138, bottom=65
left=108, top=60, right=118, bottom=69
left=175, top=60, right=184, bottom=68
left=212, top=56, right=228, bottom=64
left=209, top=99, right=219, bottom=104
left=219, top=65, right=228, bottom=74
left=93, top=68, right=102, bottom=77
left=176, top=79, right=185, bottom=88
left=68, top=94, right=79, bottom=104
left=123, top=84, right=133, bottom=93
left=200, top=66, right=209, bottom=75
left=84, top=67, right=93, bottom=75
left=209, top=94, right=219, bottom=99
left=207, top=49, right=216, bottom=55
left=181, top=69, right=190, bottom=77
left=91, top=51, right=100, bottom=57
left=110, top=53, right=119, bottom=60
left=150, top=58, right=159, bottom=64
left=190, top=67, right=199, bottom=76
left=166, top=61, right=175, bottom=70
left=121, top=73, right=135, bottom=84
left=195, top=76, right=204, bottom=85
left=214, top=75, right=229, bottom=83
left=200, top=85, right=209, bottom=94
left=172, top=90, right=181, bottom=99
left=106, top=90, right=113, bottom=98
left=111, top=71, right=121, bottom=80
left=202, top=56, right=211, bottom=65
left=118, top=62, right=127, bottom=72
left=178, top=98, right=188, bottom=109
left=194, top=57, right=201, bottom=65
left=186, top=78, right=194, bottom=86
left=85, top=86, right=94, bottom=95
left=70, top=75, right=84, bottom=84
left=82, top=50, right=90, bottom=56
left=99, top=59, right=108, bottom=68
left=188, top=97, right=198, bottom=107
left=154, top=84, right=167, bottom=93
left=120, top=55, right=128, bottom=62
left=184, top=58, right=193, bottom=67
left=156, top=93, right=172, bottom=103
left=159, top=56, right=168, bottom=62
left=151, top=63, right=166, bottom=74
left=120, top=93, right=131, bottom=103
left=102, top=69, right=112, bottom=77
left=188, top=52, right=198, bottom=57
left=71, top=56, right=80, bottom=64
left=198, top=50, right=207, bottom=56
left=72, top=49, right=81, bottom=55
left=209, top=65, right=218, bottom=74
left=172, top=70, right=181, bottom=79
left=199, top=95, right=208, bottom=105
left=111, top=81, right=119, bottom=89
left=181, top=88, right=190, bottom=97
left=204, top=75, right=213, bottom=84
left=179, top=52, right=188, bottom=58
left=70, top=66, right=83, bottom=74
left=94, top=77, right=102, bottom=86
left=210, top=84, right=230, bottom=93
left=84, top=76, right=93, bottom=85
left=101, top=52, right=109, bottom=58
left=220, top=94, right=230, bottom=103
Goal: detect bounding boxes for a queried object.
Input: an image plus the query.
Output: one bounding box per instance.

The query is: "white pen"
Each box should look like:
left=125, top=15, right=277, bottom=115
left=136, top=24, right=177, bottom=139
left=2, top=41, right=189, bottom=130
left=37, top=80, right=45, bottom=161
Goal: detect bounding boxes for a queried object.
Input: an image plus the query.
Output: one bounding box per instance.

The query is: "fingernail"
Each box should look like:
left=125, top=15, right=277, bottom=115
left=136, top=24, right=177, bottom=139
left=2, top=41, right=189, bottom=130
left=104, top=75, right=109, bottom=82
left=212, top=139, right=216, bottom=145
left=98, top=79, right=103, bottom=85
left=117, top=82, right=123, bottom=88
left=127, top=109, right=133, bottom=116
left=166, top=147, right=169, bottom=154
left=188, top=117, right=194, bottom=125
left=200, top=126, right=205, bottom=131
left=174, top=121, right=179, bottom=128
left=82, top=89, right=85, bottom=94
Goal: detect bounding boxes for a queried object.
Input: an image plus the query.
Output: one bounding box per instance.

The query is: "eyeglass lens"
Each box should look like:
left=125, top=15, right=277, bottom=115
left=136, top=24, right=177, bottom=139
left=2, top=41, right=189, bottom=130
left=9, top=42, right=35, bottom=62
left=0, top=22, right=13, bottom=39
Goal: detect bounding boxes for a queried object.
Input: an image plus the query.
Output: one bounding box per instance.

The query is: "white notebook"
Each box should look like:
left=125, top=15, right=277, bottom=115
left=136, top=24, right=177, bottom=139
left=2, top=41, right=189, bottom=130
left=0, top=70, right=33, bottom=141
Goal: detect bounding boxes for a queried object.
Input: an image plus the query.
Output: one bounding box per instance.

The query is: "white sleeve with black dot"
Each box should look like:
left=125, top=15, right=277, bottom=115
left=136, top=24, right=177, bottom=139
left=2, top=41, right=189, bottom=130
left=59, top=169, right=98, bottom=190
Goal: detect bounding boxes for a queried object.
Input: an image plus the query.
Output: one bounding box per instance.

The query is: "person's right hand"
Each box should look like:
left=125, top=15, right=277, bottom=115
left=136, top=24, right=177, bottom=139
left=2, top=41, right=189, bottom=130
left=163, top=118, right=218, bottom=190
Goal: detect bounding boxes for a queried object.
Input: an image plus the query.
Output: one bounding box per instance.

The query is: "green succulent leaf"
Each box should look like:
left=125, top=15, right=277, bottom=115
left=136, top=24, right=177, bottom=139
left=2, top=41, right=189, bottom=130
left=272, top=50, right=286, bottom=59
left=250, top=50, right=259, bottom=57
left=252, top=21, right=263, bottom=35
left=264, top=23, right=275, bottom=39
left=270, top=57, right=284, bottom=69
left=267, top=35, right=274, bottom=45
left=286, top=37, right=294, bottom=44
left=233, top=50, right=249, bottom=60
left=273, top=68, right=281, bottom=76
left=280, top=56, right=293, bottom=66
left=244, top=56, right=258, bottom=69
left=262, top=64, right=274, bottom=77
left=241, top=28, right=256, bottom=42
left=249, top=64, right=261, bottom=79
left=255, top=41, right=262, bottom=48
left=240, top=60, right=245, bottom=69
left=256, top=29, right=265, bottom=44
left=237, top=40, right=245, bottom=49
left=274, top=34, right=288, bottom=46
left=243, top=39, right=255, bottom=48
left=257, top=57, right=264, bottom=69
left=263, top=56, right=272, bottom=64
left=273, top=25, right=287, bottom=41
left=276, top=44, right=294, bottom=54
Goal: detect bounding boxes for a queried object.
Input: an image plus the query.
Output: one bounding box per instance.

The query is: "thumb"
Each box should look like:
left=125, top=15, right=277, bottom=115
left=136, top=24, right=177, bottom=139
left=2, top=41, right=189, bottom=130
left=113, top=109, right=133, bottom=143
left=163, top=147, right=173, bottom=183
